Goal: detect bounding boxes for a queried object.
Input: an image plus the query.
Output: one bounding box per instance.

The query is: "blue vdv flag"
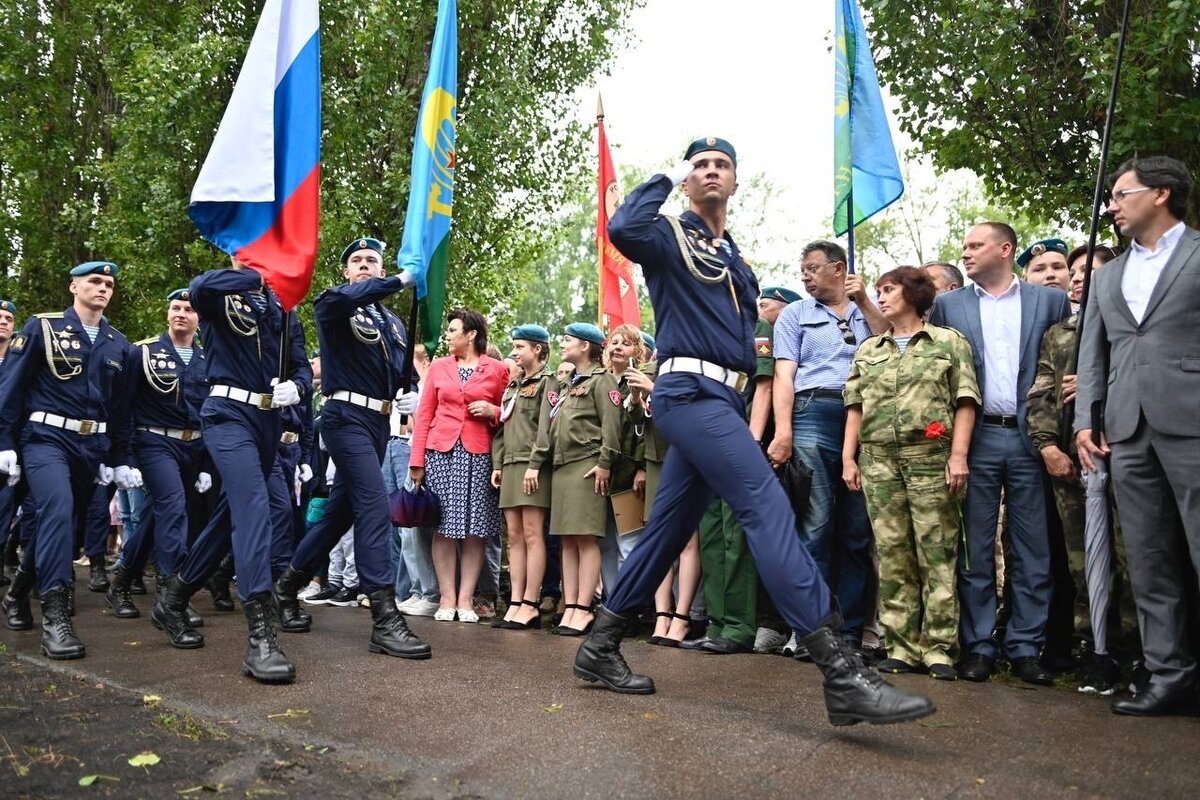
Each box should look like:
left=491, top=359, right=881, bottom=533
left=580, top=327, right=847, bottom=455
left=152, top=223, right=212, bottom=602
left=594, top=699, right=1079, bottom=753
left=834, top=0, right=903, bottom=236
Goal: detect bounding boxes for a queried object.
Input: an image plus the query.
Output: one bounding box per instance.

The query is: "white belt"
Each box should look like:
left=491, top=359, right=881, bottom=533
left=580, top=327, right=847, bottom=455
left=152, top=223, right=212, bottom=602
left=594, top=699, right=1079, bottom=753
left=30, top=412, right=107, bottom=435
left=658, top=357, right=749, bottom=393
left=137, top=425, right=202, bottom=442
left=326, top=390, right=392, bottom=416
left=210, top=384, right=273, bottom=410
left=280, top=431, right=300, bottom=445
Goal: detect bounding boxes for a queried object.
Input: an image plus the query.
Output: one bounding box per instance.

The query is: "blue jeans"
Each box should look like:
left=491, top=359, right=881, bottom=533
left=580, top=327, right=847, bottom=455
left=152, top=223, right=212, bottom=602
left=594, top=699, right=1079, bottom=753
left=790, top=393, right=874, bottom=640
left=381, top=438, right=439, bottom=601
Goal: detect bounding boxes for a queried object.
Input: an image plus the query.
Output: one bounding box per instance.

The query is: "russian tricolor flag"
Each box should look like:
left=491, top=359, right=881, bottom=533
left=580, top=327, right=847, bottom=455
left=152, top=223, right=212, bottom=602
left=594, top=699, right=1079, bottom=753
left=189, top=0, right=320, bottom=311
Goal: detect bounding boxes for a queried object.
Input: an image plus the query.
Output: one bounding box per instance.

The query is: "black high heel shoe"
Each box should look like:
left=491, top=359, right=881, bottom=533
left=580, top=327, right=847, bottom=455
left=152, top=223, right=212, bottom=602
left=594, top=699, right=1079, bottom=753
left=556, top=603, right=595, bottom=637
left=501, top=599, right=542, bottom=630
left=492, top=597, right=524, bottom=628
left=647, top=611, right=674, bottom=646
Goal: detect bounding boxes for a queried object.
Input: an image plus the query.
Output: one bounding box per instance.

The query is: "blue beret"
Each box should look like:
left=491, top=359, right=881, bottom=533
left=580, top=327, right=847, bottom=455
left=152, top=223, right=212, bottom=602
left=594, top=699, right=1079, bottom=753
left=511, top=324, right=550, bottom=345
left=564, top=322, right=605, bottom=346
left=166, top=288, right=191, bottom=303
left=70, top=261, right=118, bottom=278
left=1017, top=238, right=1069, bottom=269
left=640, top=331, right=656, bottom=353
left=340, top=237, right=385, bottom=264
left=759, top=286, right=801, bottom=304
left=684, top=136, right=737, bottom=166
left=0, top=300, right=15, bottom=314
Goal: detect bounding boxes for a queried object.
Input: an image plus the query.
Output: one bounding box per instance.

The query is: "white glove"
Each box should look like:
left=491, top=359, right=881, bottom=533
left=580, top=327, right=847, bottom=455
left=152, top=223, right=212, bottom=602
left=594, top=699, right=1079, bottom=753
left=0, top=450, right=18, bottom=486
left=397, top=269, right=416, bottom=290
left=666, top=160, right=696, bottom=185
left=194, top=472, right=213, bottom=494
left=271, top=378, right=300, bottom=408
left=296, top=463, right=313, bottom=484
left=96, top=463, right=114, bottom=486
left=394, top=388, right=420, bottom=415
left=114, top=465, right=143, bottom=490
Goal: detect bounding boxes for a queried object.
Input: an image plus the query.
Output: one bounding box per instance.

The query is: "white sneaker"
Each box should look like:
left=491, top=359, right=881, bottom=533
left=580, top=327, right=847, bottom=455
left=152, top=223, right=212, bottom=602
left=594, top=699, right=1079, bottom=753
left=753, top=627, right=788, bottom=655
left=781, top=632, right=799, bottom=657
left=401, top=597, right=440, bottom=617
left=297, top=581, right=321, bottom=600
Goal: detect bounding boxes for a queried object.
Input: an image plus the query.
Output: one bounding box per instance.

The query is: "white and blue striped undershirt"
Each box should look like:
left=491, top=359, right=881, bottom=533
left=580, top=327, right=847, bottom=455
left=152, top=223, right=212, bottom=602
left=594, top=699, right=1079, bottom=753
left=176, top=346, right=193, bottom=366
left=893, top=335, right=912, bottom=354
left=81, top=324, right=100, bottom=343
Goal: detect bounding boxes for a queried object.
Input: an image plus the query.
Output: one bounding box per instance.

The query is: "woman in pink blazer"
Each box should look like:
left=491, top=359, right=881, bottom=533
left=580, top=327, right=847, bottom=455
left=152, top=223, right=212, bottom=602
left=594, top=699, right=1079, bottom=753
left=409, top=309, right=508, bottom=623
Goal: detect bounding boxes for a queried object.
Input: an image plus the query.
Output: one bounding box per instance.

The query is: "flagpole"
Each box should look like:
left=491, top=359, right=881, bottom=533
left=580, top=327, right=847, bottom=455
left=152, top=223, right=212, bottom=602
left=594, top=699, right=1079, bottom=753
left=1070, top=0, right=1132, bottom=443
left=846, top=184, right=856, bottom=275
left=398, top=292, right=421, bottom=423
left=596, top=93, right=606, bottom=329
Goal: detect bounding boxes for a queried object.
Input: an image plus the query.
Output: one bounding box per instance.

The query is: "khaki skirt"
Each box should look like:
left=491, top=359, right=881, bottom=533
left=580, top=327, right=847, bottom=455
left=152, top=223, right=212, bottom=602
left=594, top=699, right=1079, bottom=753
left=550, top=459, right=606, bottom=536
left=499, top=462, right=551, bottom=509
left=642, top=460, right=664, bottom=521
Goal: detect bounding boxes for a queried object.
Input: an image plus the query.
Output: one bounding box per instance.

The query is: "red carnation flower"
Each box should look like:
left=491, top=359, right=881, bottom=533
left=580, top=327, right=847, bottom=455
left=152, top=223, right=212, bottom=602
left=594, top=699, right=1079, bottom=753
left=924, top=421, right=947, bottom=439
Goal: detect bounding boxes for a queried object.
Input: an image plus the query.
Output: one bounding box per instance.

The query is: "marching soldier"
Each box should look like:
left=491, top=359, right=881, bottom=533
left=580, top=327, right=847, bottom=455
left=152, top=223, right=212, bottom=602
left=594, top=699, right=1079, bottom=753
left=0, top=262, right=141, bottom=659
left=573, top=139, right=934, bottom=726
left=0, top=299, right=19, bottom=585
left=152, top=259, right=311, bottom=683
left=273, top=238, right=429, bottom=659
left=107, top=289, right=213, bottom=620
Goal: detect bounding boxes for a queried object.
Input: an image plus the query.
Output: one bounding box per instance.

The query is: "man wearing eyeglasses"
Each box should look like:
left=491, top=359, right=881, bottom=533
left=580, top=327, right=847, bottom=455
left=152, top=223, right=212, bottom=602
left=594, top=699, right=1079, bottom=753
left=929, top=222, right=1070, bottom=686
left=1076, top=155, right=1200, bottom=716
left=767, top=241, right=888, bottom=653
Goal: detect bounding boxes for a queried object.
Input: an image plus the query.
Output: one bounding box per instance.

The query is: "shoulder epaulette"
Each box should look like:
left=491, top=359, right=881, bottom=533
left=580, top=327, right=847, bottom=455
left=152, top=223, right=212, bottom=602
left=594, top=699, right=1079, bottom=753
left=33, top=312, right=64, bottom=320
left=134, top=337, right=157, bottom=346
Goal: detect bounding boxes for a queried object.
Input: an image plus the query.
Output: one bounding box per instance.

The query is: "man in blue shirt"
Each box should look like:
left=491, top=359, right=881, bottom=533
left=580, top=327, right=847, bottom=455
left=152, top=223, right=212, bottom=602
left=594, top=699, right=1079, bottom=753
left=572, top=138, right=933, bottom=726
left=768, top=241, right=888, bottom=651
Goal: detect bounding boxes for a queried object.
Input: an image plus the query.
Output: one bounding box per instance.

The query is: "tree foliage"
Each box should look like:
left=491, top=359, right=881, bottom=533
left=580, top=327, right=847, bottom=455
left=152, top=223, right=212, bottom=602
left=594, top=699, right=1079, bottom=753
left=864, top=0, right=1200, bottom=227
left=0, top=0, right=642, bottom=345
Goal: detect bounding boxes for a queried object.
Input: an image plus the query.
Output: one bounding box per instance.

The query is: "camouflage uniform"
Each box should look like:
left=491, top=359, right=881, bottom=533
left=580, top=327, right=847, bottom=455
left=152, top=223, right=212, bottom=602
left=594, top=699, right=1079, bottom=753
left=1026, top=314, right=1138, bottom=644
left=844, top=324, right=981, bottom=667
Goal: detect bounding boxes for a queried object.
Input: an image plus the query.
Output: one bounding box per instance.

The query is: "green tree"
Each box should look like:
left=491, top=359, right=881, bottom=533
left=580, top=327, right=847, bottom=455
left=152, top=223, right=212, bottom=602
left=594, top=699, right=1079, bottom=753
left=0, top=0, right=643, bottom=346
left=863, top=0, right=1200, bottom=227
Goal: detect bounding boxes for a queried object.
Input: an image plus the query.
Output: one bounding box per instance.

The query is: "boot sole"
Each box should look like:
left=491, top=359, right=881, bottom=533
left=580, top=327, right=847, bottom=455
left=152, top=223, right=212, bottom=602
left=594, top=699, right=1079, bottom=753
left=42, top=646, right=85, bottom=660
left=573, top=666, right=656, bottom=694
left=242, top=664, right=295, bottom=683
left=150, top=610, right=205, bottom=649
left=828, top=703, right=937, bottom=727
left=5, top=619, right=32, bottom=631
left=368, top=642, right=432, bottom=660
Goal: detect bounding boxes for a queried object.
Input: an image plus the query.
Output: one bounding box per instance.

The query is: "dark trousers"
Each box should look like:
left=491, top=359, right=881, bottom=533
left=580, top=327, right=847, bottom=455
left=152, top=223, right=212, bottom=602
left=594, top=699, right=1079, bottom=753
left=290, top=401, right=392, bottom=593
left=606, top=373, right=832, bottom=634
left=268, top=442, right=301, bottom=576
left=21, top=427, right=108, bottom=593
left=121, top=433, right=206, bottom=576
left=698, top=498, right=758, bottom=646
left=81, top=482, right=114, bottom=559
left=177, top=399, right=279, bottom=601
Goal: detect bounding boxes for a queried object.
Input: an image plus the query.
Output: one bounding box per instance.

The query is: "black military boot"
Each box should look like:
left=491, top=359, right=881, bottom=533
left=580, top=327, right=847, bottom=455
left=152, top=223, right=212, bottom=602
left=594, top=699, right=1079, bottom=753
left=242, top=594, right=295, bottom=683
left=272, top=565, right=313, bottom=634
left=66, top=580, right=75, bottom=616
left=206, top=555, right=236, bottom=612
left=2, top=567, right=34, bottom=631
left=155, top=579, right=204, bottom=628
left=87, top=556, right=109, bottom=592
left=104, top=564, right=140, bottom=619
left=150, top=574, right=204, bottom=649
left=802, top=615, right=936, bottom=726
left=573, top=606, right=656, bottom=694
left=40, top=586, right=85, bottom=660
left=129, top=571, right=147, bottom=595
left=368, top=587, right=431, bottom=659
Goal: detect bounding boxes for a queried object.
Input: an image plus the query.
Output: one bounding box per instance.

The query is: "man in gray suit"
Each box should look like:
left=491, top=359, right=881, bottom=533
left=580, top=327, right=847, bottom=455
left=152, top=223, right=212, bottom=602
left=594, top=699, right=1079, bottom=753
left=1077, top=155, right=1200, bottom=716
left=930, top=222, right=1071, bottom=684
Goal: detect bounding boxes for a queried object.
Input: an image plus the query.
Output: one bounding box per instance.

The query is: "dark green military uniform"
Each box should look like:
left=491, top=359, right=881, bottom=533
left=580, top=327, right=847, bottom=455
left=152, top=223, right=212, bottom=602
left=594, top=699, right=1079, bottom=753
left=609, top=372, right=646, bottom=495
left=1026, top=314, right=1137, bottom=642
left=845, top=323, right=980, bottom=668
left=697, top=317, right=777, bottom=648
left=631, top=361, right=668, bottom=519
left=549, top=365, right=622, bottom=536
left=492, top=365, right=553, bottom=509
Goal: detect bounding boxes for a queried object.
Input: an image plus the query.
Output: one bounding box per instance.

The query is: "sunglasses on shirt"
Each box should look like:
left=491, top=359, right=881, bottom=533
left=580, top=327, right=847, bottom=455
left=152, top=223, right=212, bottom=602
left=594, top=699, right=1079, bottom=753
left=836, top=318, right=856, bottom=346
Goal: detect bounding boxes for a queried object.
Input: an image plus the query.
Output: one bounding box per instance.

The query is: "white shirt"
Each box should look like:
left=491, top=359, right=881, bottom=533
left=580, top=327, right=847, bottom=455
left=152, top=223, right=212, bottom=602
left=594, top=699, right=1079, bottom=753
left=1121, top=220, right=1185, bottom=324
left=974, top=274, right=1022, bottom=416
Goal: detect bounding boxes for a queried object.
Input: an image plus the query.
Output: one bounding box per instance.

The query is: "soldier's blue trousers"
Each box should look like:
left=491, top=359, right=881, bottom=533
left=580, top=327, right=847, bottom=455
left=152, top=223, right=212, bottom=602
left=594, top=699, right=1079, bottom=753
left=82, top=482, right=114, bottom=559
left=268, top=441, right=302, bottom=576
left=177, top=399, right=279, bottom=601
left=290, top=401, right=392, bottom=593
left=119, top=433, right=206, bottom=576
left=0, top=484, right=15, bottom=555
left=606, top=373, right=833, bottom=634
left=20, top=426, right=108, bottom=594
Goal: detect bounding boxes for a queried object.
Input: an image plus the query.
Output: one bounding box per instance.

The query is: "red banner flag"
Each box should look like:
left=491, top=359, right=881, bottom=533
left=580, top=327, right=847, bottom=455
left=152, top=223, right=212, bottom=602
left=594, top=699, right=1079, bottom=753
left=597, top=105, right=640, bottom=329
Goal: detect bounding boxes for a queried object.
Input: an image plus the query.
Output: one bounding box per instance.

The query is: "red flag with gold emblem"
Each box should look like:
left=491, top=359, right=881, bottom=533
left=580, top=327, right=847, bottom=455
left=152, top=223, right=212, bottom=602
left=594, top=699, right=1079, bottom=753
left=597, top=100, right=640, bottom=329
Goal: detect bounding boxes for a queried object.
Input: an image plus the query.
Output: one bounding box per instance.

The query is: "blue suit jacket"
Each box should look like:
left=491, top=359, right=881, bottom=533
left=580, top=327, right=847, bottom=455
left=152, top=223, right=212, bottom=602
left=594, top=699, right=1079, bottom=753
left=929, top=279, right=1070, bottom=456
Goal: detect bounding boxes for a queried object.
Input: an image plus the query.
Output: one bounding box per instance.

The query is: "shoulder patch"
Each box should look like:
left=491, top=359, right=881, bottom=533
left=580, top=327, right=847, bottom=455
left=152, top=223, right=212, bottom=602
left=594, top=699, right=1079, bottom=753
left=547, top=390, right=560, bottom=407
left=609, top=389, right=622, bottom=407
left=755, top=336, right=771, bottom=357
left=9, top=334, right=26, bottom=352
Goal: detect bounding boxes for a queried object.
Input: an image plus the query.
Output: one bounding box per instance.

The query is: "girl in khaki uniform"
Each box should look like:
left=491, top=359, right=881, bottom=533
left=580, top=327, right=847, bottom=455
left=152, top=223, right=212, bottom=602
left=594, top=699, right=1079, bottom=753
left=490, top=325, right=554, bottom=629
left=549, top=323, right=622, bottom=635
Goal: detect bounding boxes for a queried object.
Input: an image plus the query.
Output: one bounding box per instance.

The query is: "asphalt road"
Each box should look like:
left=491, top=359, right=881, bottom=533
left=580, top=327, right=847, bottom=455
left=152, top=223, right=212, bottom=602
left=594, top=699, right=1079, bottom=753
left=2, top=581, right=1198, bottom=799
